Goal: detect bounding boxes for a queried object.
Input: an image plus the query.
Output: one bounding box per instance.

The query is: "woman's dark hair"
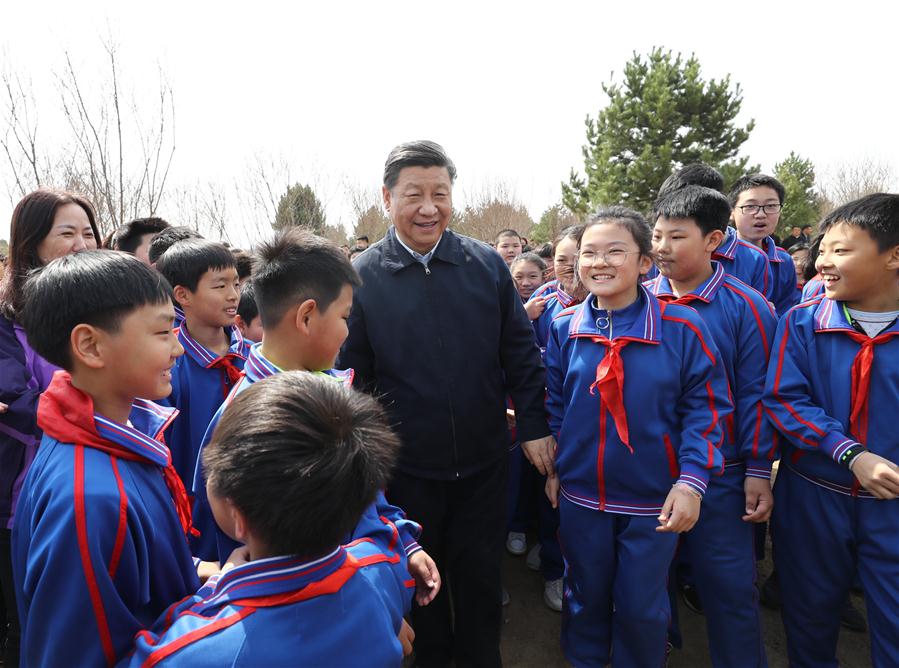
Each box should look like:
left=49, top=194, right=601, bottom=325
left=0, top=188, right=100, bottom=321
left=579, top=206, right=653, bottom=257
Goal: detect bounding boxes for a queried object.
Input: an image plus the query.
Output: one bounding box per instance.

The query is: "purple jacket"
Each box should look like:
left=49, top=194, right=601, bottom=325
left=0, top=315, right=59, bottom=528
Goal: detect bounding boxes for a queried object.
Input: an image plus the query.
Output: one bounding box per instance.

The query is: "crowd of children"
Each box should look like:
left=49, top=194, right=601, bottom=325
left=0, top=154, right=896, bottom=668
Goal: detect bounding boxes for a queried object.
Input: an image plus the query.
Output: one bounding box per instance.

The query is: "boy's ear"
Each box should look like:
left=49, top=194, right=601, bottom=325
left=234, top=315, right=248, bottom=335
left=705, top=229, right=726, bottom=252
left=885, top=244, right=899, bottom=271
left=638, top=252, right=654, bottom=275
left=294, top=299, right=318, bottom=333
left=228, top=501, right=251, bottom=544
left=70, top=324, right=107, bottom=370
left=172, top=285, right=192, bottom=308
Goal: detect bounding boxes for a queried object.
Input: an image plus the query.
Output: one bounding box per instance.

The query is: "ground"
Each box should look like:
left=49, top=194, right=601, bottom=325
left=499, top=536, right=871, bottom=667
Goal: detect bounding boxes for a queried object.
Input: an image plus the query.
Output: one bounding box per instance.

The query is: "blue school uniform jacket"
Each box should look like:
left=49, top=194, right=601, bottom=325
left=13, top=372, right=199, bottom=668
left=192, top=343, right=423, bottom=566
left=529, top=280, right=582, bottom=352
left=646, top=263, right=778, bottom=478
left=801, top=276, right=825, bottom=301
left=759, top=237, right=801, bottom=315
left=713, top=227, right=771, bottom=299
left=545, top=286, right=731, bottom=514
left=763, top=297, right=899, bottom=496
left=121, top=520, right=413, bottom=668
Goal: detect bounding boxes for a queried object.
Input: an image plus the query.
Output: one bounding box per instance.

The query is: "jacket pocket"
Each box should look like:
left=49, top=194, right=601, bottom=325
left=663, top=433, right=679, bottom=479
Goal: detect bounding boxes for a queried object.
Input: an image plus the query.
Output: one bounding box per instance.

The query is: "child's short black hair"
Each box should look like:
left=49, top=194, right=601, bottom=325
left=253, top=229, right=362, bottom=329
left=147, top=226, right=203, bottom=265
left=21, top=250, right=173, bottom=370
left=203, top=371, right=399, bottom=559
left=535, top=242, right=553, bottom=259
left=818, top=193, right=899, bottom=253
left=657, top=163, right=725, bottom=201
left=654, top=185, right=732, bottom=236
left=112, top=217, right=170, bottom=254
left=510, top=251, right=547, bottom=273
left=232, top=248, right=253, bottom=281
left=156, top=239, right=237, bottom=293
left=728, top=173, right=786, bottom=207
left=495, top=229, right=521, bottom=243
left=237, top=281, right=259, bottom=324
left=356, top=235, right=369, bottom=243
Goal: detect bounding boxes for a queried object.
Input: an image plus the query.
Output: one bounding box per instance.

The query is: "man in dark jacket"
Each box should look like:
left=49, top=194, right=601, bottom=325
left=340, top=141, right=554, bottom=667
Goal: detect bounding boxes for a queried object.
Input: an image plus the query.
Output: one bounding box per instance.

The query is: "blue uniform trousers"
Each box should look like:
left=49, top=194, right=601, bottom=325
left=559, top=497, right=677, bottom=668
left=773, top=465, right=899, bottom=668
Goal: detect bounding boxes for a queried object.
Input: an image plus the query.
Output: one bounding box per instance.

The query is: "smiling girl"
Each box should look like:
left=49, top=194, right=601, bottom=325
left=544, top=206, right=732, bottom=668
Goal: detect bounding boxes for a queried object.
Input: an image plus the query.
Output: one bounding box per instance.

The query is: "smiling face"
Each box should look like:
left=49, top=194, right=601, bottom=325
left=383, top=166, right=452, bottom=254
left=36, top=203, right=98, bottom=264
left=652, top=216, right=722, bottom=285
left=578, top=222, right=652, bottom=310
left=511, top=259, right=544, bottom=300
left=553, top=237, right=579, bottom=293
left=732, top=186, right=782, bottom=246
left=816, top=222, right=899, bottom=311
left=181, top=267, right=242, bottom=328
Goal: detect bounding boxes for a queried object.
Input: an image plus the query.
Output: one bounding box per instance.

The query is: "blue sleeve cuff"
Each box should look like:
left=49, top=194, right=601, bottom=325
left=821, top=432, right=862, bottom=463
left=745, top=459, right=773, bottom=480
left=677, top=462, right=710, bottom=496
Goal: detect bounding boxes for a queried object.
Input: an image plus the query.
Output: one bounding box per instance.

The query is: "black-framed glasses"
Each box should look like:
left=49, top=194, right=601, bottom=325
left=738, top=203, right=782, bottom=215
left=578, top=249, right=640, bottom=267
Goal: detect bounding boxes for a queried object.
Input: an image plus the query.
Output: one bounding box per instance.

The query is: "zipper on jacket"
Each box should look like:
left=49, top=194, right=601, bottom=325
left=423, top=262, right=460, bottom=474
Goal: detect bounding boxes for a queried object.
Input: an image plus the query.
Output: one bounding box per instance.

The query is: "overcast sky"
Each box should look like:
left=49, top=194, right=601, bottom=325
left=2, top=0, right=898, bottom=243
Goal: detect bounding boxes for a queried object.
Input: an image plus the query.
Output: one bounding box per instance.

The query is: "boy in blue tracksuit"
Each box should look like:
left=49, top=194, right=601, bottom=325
left=192, top=229, right=439, bottom=607
left=12, top=252, right=201, bottom=667
left=730, top=174, right=801, bottom=315
left=764, top=193, right=899, bottom=668
left=713, top=226, right=771, bottom=299
left=649, top=186, right=777, bottom=667
left=544, top=207, right=732, bottom=668
left=155, top=239, right=251, bottom=559
left=123, top=372, right=415, bottom=667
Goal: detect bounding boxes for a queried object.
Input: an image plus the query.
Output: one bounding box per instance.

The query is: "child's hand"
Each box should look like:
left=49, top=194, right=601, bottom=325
left=196, top=560, right=221, bottom=583
left=0, top=401, right=8, bottom=413
left=545, top=473, right=560, bottom=509
left=742, top=476, right=773, bottom=522
left=398, top=618, right=415, bottom=656
left=656, top=483, right=702, bottom=533
left=408, top=550, right=441, bottom=606
left=851, top=452, right=899, bottom=500
left=522, top=436, right=557, bottom=476
left=525, top=296, right=548, bottom=321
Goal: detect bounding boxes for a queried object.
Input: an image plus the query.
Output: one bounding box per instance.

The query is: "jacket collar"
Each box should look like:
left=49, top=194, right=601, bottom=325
left=712, top=227, right=740, bottom=260
left=760, top=237, right=785, bottom=263
left=813, top=297, right=899, bottom=335
left=177, top=323, right=246, bottom=368
left=38, top=371, right=177, bottom=467
left=381, top=226, right=465, bottom=274
left=647, top=262, right=727, bottom=304
left=243, top=343, right=355, bottom=387
left=567, top=284, right=662, bottom=343
left=194, top=547, right=349, bottom=612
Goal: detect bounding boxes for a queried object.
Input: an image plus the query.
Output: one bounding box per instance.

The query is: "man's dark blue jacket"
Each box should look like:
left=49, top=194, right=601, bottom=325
left=339, top=227, right=549, bottom=480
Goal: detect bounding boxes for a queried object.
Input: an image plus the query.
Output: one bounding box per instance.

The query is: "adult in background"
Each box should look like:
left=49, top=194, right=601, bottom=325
left=340, top=141, right=553, bottom=667
left=0, top=188, right=100, bottom=667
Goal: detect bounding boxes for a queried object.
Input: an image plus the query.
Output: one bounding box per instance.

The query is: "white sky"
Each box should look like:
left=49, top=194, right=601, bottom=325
left=2, top=0, right=898, bottom=243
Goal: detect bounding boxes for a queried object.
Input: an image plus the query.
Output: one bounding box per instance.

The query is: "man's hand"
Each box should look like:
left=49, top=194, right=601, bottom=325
left=525, top=296, right=548, bottom=321
left=522, top=435, right=557, bottom=476
left=0, top=401, right=8, bottom=413
left=742, top=476, right=773, bottom=522
left=656, top=483, right=702, bottom=533
left=545, top=473, right=560, bottom=509
left=852, top=452, right=899, bottom=500
left=408, top=550, right=441, bottom=606
left=398, top=619, right=415, bottom=656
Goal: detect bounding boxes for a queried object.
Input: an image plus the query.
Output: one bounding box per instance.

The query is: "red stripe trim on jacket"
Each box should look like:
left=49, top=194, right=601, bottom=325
left=108, top=457, right=128, bottom=580
left=74, top=445, right=117, bottom=667
left=661, top=314, right=716, bottom=364
left=141, top=608, right=256, bottom=668
left=722, top=282, right=771, bottom=358
left=772, top=314, right=826, bottom=438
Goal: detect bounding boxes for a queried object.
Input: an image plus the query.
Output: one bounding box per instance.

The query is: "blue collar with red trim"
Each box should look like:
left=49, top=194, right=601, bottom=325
left=194, top=548, right=348, bottom=612
left=94, top=402, right=178, bottom=467
left=567, top=284, right=662, bottom=343
left=712, top=227, right=741, bottom=260
left=243, top=343, right=354, bottom=387
left=760, top=237, right=785, bottom=263
left=177, top=324, right=246, bottom=368
left=812, top=298, right=899, bottom=335
left=648, top=262, right=727, bottom=304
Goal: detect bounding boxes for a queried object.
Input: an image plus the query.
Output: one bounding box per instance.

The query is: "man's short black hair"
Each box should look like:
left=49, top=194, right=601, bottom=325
left=253, top=229, right=361, bottom=329
left=818, top=193, right=899, bottom=253
left=147, top=226, right=203, bottom=265
left=111, top=217, right=170, bottom=254
left=728, top=173, right=786, bottom=206
left=657, top=163, right=725, bottom=201
left=156, top=239, right=237, bottom=293
left=654, top=186, right=732, bottom=236
left=237, top=281, right=258, bottom=324
left=232, top=248, right=253, bottom=281
left=203, top=371, right=400, bottom=559
left=21, top=250, right=173, bottom=370
left=383, top=140, right=457, bottom=191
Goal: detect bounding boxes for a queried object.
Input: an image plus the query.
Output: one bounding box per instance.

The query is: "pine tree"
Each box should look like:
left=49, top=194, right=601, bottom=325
left=774, top=152, right=821, bottom=236
left=273, top=183, right=326, bottom=233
